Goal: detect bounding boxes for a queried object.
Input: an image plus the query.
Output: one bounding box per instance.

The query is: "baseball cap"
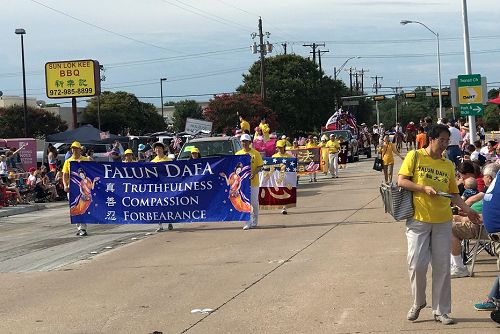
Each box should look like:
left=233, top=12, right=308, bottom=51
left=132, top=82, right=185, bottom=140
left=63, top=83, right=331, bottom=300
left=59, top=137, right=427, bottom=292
left=191, top=147, right=200, bottom=153
left=138, top=144, right=146, bottom=151
left=71, top=141, right=82, bottom=149
left=124, top=149, right=133, bottom=155
left=240, top=134, right=252, bottom=142
left=276, top=140, right=286, bottom=148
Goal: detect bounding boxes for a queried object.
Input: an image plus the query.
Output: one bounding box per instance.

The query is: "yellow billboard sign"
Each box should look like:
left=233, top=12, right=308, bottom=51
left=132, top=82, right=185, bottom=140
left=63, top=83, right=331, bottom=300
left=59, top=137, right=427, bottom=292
left=458, top=86, right=482, bottom=104
left=45, top=60, right=100, bottom=99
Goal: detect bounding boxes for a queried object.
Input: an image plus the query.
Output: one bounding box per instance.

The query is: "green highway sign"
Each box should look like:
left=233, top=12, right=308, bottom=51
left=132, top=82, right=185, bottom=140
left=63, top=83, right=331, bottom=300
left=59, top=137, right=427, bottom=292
left=460, top=103, right=484, bottom=116
left=457, top=74, right=484, bottom=116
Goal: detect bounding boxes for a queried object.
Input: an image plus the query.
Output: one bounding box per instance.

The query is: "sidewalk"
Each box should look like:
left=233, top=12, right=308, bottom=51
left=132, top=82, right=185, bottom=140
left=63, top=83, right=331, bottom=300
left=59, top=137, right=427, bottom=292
left=0, top=201, right=67, bottom=218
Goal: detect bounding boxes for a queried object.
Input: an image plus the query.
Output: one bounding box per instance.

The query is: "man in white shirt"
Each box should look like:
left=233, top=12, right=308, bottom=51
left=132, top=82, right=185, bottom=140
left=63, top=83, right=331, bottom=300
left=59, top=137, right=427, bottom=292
left=443, top=118, right=463, bottom=166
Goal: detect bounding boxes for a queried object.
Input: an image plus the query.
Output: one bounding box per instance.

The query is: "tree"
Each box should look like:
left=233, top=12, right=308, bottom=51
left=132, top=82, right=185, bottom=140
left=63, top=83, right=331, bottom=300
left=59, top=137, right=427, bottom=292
left=172, top=100, right=203, bottom=132
left=483, top=88, right=500, bottom=131
left=203, top=94, right=277, bottom=135
left=83, top=91, right=166, bottom=135
left=237, top=54, right=348, bottom=135
left=0, top=105, right=68, bottom=138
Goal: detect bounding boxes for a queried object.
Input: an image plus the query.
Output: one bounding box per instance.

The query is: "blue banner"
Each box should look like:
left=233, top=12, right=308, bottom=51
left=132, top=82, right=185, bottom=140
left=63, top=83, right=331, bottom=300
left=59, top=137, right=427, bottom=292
left=68, top=156, right=251, bottom=224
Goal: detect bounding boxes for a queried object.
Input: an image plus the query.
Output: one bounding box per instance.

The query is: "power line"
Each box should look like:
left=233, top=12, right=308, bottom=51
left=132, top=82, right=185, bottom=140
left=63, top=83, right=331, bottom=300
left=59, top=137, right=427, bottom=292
left=288, top=35, right=500, bottom=45
left=30, top=0, right=181, bottom=53
left=160, top=0, right=252, bottom=32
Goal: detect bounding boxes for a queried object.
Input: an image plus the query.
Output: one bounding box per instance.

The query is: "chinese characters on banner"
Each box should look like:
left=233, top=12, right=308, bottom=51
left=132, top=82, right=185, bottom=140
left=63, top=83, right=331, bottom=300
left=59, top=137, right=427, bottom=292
left=259, top=157, right=297, bottom=209
left=287, top=147, right=321, bottom=175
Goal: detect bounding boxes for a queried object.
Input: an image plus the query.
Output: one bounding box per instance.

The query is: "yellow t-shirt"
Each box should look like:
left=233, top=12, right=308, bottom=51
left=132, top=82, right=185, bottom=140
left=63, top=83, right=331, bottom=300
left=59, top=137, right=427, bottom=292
left=62, top=155, right=90, bottom=174
left=240, top=120, right=250, bottom=133
left=236, top=148, right=264, bottom=187
left=151, top=155, right=172, bottom=162
left=399, top=149, right=459, bottom=223
left=259, top=122, right=270, bottom=141
left=379, top=142, right=397, bottom=165
left=326, top=140, right=340, bottom=153
left=305, top=142, right=317, bottom=149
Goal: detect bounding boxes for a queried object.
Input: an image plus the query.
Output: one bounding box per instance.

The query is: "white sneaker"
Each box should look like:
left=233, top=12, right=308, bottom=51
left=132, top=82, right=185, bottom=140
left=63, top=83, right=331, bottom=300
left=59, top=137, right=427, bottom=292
left=243, top=224, right=251, bottom=230
left=450, top=265, right=469, bottom=278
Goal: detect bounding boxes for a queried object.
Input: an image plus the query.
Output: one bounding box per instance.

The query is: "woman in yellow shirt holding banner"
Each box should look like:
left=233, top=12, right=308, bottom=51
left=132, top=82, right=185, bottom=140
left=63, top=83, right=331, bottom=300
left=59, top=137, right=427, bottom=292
left=398, top=124, right=480, bottom=326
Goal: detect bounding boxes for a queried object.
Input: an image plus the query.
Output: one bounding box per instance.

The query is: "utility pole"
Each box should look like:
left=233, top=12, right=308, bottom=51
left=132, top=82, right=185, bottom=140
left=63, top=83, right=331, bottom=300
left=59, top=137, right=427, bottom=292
left=250, top=17, right=273, bottom=103
left=372, top=75, right=383, bottom=125
left=303, top=42, right=325, bottom=64
left=358, top=68, right=369, bottom=94
left=371, top=75, right=383, bottom=94
left=355, top=72, right=359, bottom=93
left=281, top=42, right=287, bottom=55
left=348, top=67, right=354, bottom=95
left=317, top=49, right=329, bottom=74
left=258, top=18, right=266, bottom=102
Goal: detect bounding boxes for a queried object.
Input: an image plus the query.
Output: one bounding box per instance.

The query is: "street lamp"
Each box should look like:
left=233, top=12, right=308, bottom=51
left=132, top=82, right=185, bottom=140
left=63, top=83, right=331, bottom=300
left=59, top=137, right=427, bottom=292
left=15, top=28, right=28, bottom=137
left=334, top=56, right=360, bottom=80
left=400, top=20, right=443, bottom=119
left=160, top=78, right=167, bottom=121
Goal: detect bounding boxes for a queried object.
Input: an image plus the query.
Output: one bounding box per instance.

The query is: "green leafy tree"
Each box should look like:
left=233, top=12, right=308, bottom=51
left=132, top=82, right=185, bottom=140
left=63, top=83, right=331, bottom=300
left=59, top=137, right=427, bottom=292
left=203, top=94, right=277, bottom=135
left=0, top=105, right=68, bottom=138
left=483, top=88, right=500, bottom=131
left=83, top=91, right=166, bottom=135
left=237, top=54, right=348, bottom=135
left=172, top=100, right=203, bottom=132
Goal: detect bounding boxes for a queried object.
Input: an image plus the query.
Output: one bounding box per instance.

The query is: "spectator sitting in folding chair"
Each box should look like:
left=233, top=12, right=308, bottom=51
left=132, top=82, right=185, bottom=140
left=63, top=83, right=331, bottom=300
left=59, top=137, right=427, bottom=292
left=450, top=163, right=500, bottom=278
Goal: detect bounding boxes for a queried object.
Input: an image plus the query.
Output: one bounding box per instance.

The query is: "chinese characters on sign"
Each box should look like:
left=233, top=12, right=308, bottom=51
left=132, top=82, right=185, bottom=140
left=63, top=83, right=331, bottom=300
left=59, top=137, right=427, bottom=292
left=45, top=60, right=101, bottom=98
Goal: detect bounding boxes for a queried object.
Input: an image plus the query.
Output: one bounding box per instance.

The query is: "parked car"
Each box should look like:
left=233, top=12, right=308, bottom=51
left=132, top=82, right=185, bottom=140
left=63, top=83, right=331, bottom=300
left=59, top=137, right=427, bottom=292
left=177, top=136, right=242, bottom=160
left=320, top=129, right=359, bottom=162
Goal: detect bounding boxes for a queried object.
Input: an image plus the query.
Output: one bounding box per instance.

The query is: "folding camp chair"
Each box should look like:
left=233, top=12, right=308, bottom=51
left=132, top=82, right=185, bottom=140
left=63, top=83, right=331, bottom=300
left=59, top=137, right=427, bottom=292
left=465, top=225, right=500, bottom=277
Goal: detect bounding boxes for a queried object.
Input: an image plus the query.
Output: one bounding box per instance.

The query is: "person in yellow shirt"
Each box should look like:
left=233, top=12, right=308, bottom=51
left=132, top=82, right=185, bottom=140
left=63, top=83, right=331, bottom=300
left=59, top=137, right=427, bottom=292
left=272, top=140, right=293, bottom=215
left=190, top=147, right=201, bottom=159
left=378, top=134, right=403, bottom=183
left=239, top=115, right=250, bottom=134
left=305, top=136, right=318, bottom=182
left=236, top=133, right=264, bottom=230
left=326, top=134, right=340, bottom=178
left=150, top=142, right=173, bottom=232
left=318, top=135, right=329, bottom=175
left=122, top=149, right=136, bottom=163
left=398, top=124, right=480, bottom=325
left=62, top=141, right=91, bottom=236
left=259, top=118, right=270, bottom=141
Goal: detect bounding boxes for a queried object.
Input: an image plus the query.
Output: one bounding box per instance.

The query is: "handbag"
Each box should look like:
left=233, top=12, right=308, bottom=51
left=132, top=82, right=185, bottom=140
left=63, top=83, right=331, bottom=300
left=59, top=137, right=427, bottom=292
left=373, top=156, right=383, bottom=171
left=379, top=150, right=418, bottom=221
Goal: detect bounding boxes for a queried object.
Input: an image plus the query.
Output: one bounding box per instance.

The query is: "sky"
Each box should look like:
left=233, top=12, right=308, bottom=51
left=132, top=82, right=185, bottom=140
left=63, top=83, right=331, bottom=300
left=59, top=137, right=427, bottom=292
left=1, top=0, right=499, bottom=108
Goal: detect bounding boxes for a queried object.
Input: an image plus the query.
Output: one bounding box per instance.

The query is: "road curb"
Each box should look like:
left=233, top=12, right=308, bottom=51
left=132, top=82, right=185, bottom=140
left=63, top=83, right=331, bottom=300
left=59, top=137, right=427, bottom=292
left=0, top=202, right=68, bottom=218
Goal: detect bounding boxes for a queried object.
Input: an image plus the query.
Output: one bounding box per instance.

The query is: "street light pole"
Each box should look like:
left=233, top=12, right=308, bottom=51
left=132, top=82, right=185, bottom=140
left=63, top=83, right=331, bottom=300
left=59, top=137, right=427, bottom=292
left=334, top=56, right=360, bottom=80
left=160, top=78, right=167, bottom=122
left=400, top=20, right=443, bottom=119
left=15, top=28, right=28, bottom=137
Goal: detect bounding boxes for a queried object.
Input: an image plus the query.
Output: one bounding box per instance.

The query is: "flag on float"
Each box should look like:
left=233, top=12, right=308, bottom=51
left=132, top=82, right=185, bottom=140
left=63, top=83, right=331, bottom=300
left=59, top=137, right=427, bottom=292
left=259, top=157, right=297, bottom=209
left=172, top=135, right=183, bottom=150
left=325, top=109, right=342, bottom=130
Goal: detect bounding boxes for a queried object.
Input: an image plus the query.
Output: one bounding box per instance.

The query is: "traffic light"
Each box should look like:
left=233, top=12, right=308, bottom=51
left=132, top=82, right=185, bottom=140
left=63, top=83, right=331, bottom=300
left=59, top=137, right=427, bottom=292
left=373, top=95, right=385, bottom=101
left=404, top=92, right=416, bottom=98
left=431, top=91, right=450, bottom=97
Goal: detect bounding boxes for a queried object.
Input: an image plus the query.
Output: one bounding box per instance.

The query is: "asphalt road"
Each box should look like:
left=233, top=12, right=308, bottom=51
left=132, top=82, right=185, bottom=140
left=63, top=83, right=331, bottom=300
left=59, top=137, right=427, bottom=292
left=1, top=155, right=499, bottom=333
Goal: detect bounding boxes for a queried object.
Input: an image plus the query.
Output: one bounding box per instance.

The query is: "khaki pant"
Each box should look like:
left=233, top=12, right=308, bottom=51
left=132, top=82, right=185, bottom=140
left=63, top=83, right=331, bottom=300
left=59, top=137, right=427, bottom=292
left=406, top=218, right=452, bottom=315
